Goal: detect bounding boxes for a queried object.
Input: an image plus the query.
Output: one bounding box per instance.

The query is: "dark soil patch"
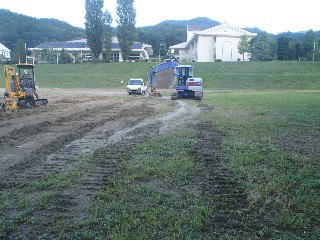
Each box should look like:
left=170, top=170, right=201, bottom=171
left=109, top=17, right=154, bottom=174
left=191, top=121, right=264, bottom=238
left=277, top=127, right=320, bottom=157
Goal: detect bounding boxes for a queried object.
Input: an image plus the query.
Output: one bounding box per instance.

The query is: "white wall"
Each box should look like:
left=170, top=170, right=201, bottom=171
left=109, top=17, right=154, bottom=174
left=196, top=36, right=215, bottom=62
left=215, top=37, right=245, bottom=61
left=179, top=49, right=189, bottom=62
left=0, top=50, right=10, bottom=59
left=187, top=30, right=197, bottom=42
left=188, top=39, right=198, bottom=61
left=119, top=52, right=123, bottom=62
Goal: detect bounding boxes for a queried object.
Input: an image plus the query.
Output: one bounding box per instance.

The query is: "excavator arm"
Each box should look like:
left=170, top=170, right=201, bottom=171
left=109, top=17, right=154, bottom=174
left=149, top=60, right=180, bottom=89
left=3, top=66, right=25, bottom=111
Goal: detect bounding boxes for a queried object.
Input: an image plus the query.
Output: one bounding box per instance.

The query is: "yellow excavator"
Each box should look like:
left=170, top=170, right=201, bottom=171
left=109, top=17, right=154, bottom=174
left=1, top=64, right=48, bottom=111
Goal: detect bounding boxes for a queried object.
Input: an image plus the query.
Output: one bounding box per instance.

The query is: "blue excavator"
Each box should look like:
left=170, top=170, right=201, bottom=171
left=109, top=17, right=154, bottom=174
left=149, top=60, right=203, bottom=100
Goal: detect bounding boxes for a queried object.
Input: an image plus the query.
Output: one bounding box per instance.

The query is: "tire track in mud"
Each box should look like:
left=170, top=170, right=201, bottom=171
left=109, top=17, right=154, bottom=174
left=191, top=121, right=262, bottom=237
left=0, top=100, right=118, bottom=145
left=1, top=99, right=200, bottom=239
left=0, top=98, right=120, bottom=138
left=43, top=100, right=199, bottom=234
left=69, top=121, right=162, bottom=221
left=6, top=100, right=197, bottom=239
left=0, top=101, right=154, bottom=187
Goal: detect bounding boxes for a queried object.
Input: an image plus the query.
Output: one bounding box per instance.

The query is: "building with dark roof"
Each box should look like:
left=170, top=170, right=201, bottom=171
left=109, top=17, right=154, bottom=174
left=29, top=37, right=153, bottom=63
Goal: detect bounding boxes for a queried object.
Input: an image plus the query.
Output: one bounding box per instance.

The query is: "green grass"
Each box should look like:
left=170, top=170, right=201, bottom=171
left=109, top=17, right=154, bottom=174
left=73, top=132, right=214, bottom=239
left=201, top=91, right=320, bottom=238
left=195, top=61, right=320, bottom=90
left=70, top=91, right=320, bottom=239
left=0, top=62, right=154, bottom=89
left=1, top=61, right=320, bottom=89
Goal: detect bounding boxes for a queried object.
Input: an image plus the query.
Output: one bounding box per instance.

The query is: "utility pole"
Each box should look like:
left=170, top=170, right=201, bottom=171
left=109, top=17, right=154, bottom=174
left=25, top=42, right=27, bottom=64
left=158, top=43, right=161, bottom=62
left=56, top=52, right=59, bottom=64
left=313, top=41, right=316, bottom=62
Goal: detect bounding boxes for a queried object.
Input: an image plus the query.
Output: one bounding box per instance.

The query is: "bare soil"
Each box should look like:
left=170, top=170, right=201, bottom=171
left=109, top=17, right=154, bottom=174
left=0, top=88, right=200, bottom=238
left=0, top=89, right=262, bottom=238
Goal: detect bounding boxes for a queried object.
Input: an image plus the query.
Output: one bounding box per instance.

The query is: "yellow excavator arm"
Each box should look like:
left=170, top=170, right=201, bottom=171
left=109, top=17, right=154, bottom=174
left=3, top=66, right=25, bottom=111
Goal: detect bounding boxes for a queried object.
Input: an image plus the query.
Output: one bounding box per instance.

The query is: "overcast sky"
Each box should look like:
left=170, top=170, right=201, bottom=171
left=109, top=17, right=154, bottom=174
left=1, top=0, right=319, bottom=34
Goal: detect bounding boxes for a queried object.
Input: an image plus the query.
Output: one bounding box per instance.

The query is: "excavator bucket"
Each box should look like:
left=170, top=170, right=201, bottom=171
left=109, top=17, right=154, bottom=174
left=149, top=88, right=162, bottom=97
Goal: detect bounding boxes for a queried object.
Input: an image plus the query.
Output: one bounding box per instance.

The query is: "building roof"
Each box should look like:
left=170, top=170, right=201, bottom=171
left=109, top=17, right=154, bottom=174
left=33, top=39, right=145, bottom=51
left=169, top=23, right=257, bottom=50
left=169, top=42, right=187, bottom=49
left=200, top=23, right=256, bottom=37
left=187, top=25, right=202, bottom=31
left=36, top=41, right=88, bottom=49
left=0, top=42, right=10, bottom=52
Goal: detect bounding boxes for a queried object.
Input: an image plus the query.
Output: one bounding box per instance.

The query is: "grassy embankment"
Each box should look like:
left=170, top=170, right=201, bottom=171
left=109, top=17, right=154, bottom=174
left=1, top=61, right=320, bottom=89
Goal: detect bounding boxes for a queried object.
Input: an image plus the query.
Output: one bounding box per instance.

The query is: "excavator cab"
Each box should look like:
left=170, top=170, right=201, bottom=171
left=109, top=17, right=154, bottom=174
left=17, top=64, right=36, bottom=91
left=175, top=65, right=193, bottom=86
left=172, top=65, right=203, bottom=100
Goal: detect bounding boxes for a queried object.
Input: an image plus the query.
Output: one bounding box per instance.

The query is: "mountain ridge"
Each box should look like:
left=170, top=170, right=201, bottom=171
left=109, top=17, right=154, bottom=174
left=0, top=9, right=85, bottom=50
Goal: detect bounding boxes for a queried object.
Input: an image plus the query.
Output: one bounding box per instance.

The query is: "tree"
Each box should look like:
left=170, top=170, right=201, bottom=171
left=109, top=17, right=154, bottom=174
left=103, top=10, right=113, bottom=62
left=0, top=9, right=85, bottom=51
left=59, top=49, right=73, bottom=64
left=277, top=34, right=290, bottom=60
left=303, top=30, right=316, bottom=61
left=295, top=43, right=303, bottom=60
left=85, top=0, right=105, bottom=60
left=38, top=49, right=57, bottom=64
left=287, top=40, right=297, bottom=60
left=249, top=32, right=277, bottom=61
left=12, top=39, right=26, bottom=64
left=238, top=34, right=250, bottom=61
left=159, top=39, right=167, bottom=59
left=116, top=0, right=136, bottom=61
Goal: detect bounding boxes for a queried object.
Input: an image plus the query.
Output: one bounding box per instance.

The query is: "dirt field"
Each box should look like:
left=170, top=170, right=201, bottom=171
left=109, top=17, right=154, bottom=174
left=0, top=88, right=209, bottom=238
left=0, top=88, right=193, bottom=181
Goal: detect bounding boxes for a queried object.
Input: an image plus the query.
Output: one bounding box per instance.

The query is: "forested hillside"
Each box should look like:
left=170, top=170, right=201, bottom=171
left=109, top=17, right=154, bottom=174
left=0, top=9, right=85, bottom=50
left=136, top=17, right=220, bottom=55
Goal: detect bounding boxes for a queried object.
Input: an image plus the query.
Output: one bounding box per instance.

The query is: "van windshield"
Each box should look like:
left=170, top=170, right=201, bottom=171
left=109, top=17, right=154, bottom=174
left=128, top=80, right=142, bottom=85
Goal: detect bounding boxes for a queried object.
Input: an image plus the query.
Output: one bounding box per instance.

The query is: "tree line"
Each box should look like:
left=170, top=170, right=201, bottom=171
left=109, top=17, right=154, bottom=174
left=239, top=30, right=320, bottom=61
left=2, top=6, right=320, bottom=63
left=85, top=0, right=136, bottom=62
left=0, top=9, right=85, bottom=51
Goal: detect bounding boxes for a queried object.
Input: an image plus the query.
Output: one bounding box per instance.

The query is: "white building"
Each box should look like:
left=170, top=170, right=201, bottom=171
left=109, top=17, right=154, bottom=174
left=169, top=23, right=257, bottom=62
left=30, top=37, right=153, bottom=62
left=0, top=42, right=11, bottom=59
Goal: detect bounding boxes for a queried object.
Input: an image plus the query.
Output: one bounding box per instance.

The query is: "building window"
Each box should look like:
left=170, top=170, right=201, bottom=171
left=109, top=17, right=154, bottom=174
left=83, top=54, right=92, bottom=62
left=112, top=52, right=119, bottom=62
left=129, top=53, right=140, bottom=61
